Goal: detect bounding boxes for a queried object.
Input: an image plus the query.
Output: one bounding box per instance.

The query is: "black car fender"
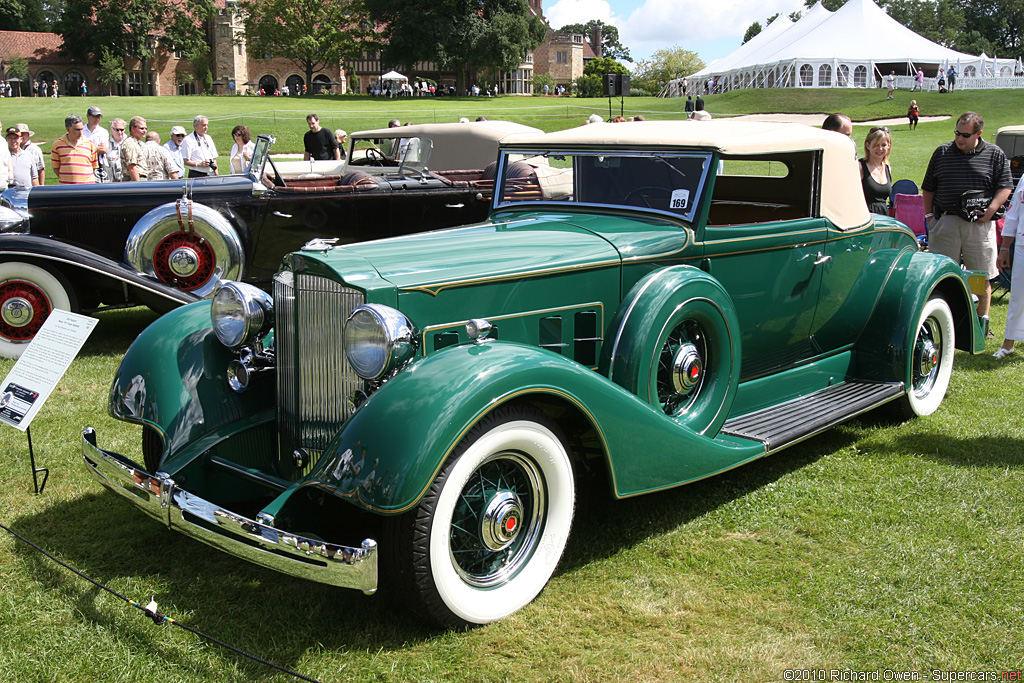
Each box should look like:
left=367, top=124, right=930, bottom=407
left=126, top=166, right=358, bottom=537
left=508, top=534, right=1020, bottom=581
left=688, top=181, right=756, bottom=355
left=0, top=233, right=199, bottom=308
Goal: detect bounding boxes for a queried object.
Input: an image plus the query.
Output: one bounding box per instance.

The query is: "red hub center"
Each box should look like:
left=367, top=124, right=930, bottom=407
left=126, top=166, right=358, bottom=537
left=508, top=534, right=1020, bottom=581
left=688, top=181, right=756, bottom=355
left=0, top=280, right=51, bottom=341
left=152, top=232, right=216, bottom=291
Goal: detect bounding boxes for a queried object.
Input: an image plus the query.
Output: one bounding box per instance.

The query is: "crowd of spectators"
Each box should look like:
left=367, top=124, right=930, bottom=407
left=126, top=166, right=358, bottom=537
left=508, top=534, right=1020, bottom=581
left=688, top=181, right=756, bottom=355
left=1, top=106, right=225, bottom=187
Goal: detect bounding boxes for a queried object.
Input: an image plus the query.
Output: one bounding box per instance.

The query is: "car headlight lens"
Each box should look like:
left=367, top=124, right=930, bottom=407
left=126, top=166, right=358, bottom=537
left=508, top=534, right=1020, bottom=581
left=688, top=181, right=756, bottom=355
left=344, top=304, right=416, bottom=380
left=211, top=281, right=274, bottom=348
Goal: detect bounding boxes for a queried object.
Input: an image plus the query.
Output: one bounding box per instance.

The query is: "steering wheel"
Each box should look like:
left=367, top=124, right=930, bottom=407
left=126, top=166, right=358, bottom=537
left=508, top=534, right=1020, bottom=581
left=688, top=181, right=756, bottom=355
left=365, top=148, right=388, bottom=166
left=623, top=186, right=672, bottom=209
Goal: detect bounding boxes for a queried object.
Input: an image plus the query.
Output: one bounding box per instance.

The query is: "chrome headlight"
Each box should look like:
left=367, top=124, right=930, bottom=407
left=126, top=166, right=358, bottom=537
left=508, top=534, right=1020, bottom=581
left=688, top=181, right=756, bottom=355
left=211, top=281, right=274, bottom=349
left=0, top=204, right=27, bottom=233
left=344, top=304, right=416, bottom=380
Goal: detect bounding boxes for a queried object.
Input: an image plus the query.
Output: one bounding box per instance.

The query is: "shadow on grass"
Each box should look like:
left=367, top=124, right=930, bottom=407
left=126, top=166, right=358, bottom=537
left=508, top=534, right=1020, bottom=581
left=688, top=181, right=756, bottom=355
left=9, top=492, right=432, bottom=679
left=560, top=425, right=861, bottom=572
left=894, top=432, right=1024, bottom=468
left=78, top=306, right=161, bottom=358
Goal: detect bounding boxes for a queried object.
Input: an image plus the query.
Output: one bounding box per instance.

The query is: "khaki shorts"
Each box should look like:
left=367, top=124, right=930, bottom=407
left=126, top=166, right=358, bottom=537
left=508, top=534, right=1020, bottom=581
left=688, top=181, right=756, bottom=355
left=927, top=214, right=999, bottom=279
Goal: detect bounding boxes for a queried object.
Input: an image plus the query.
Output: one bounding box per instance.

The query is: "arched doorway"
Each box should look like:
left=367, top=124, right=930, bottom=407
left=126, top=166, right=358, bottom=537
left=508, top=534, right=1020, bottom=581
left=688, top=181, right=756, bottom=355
left=312, top=74, right=332, bottom=94
left=35, top=70, right=56, bottom=96
left=64, top=70, right=86, bottom=96
left=285, top=74, right=304, bottom=95
left=258, top=75, right=278, bottom=95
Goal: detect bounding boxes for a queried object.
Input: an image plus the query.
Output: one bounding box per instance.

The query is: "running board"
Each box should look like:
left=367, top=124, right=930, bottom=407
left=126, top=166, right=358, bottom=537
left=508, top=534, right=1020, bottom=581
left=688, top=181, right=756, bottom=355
left=722, top=381, right=904, bottom=452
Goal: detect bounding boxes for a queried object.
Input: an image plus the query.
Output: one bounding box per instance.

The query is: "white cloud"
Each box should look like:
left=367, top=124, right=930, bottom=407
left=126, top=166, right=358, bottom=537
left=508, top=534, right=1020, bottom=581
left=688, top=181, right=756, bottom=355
left=545, top=0, right=806, bottom=64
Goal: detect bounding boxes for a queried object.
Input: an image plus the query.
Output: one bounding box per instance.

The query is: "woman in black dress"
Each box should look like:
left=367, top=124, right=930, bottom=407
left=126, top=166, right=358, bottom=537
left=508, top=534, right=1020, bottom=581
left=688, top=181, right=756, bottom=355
left=859, top=126, right=892, bottom=215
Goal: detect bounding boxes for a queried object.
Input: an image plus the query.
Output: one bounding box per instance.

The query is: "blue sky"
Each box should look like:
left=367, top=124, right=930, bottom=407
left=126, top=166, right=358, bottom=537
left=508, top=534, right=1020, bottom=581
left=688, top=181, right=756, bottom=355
left=544, top=0, right=808, bottom=67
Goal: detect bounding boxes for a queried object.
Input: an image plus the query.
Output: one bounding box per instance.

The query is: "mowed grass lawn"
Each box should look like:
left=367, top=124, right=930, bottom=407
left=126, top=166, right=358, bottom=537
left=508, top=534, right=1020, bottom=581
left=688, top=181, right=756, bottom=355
left=1, top=89, right=1023, bottom=682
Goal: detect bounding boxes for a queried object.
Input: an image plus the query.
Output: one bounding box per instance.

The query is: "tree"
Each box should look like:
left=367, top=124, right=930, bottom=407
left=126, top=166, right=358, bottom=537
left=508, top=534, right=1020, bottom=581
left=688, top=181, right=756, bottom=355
left=162, top=0, right=215, bottom=92
left=55, top=0, right=168, bottom=94
left=743, top=21, right=762, bottom=44
left=96, top=46, right=124, bottom=96
left=237, top=0, right=371, bottom=96
left=630, top=46, right=704, bottom=95
left=583, top=56, right=628, bottom=77
left=556, top=20, right=631, bottom=61
left=369, top=0, right=546, bottom=95
left=0, top=0, right=51, bottom=31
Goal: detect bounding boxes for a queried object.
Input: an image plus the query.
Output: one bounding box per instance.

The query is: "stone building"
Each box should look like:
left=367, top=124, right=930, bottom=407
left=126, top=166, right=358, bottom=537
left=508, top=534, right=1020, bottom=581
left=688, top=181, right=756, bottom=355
left=1, top=0, right=588, bottom=98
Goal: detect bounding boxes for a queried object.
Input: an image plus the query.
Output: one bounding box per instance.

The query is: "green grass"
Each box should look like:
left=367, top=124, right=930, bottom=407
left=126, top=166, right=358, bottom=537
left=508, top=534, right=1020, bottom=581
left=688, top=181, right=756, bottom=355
left=2, top=89, right=1024, bottom=682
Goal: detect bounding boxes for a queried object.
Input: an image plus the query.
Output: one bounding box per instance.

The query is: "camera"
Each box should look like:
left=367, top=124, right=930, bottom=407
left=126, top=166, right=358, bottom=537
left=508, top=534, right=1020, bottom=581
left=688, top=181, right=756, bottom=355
left=209, top=159, right=217, bottom=171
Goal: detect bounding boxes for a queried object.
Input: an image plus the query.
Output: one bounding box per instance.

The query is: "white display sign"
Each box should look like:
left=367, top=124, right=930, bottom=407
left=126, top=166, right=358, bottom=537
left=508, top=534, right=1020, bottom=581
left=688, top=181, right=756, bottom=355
left=0, top=310, right=97, bottom=431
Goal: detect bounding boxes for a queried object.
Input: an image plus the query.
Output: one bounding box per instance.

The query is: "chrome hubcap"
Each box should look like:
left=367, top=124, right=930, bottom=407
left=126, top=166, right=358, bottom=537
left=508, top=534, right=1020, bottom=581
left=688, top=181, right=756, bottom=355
left=168, top=246, right=201, bottom=278
left=480, top=491, right=522, bottom=551
left=672, top=342, right=703, bottom=394
left=1, top=296, right=33, bottom=328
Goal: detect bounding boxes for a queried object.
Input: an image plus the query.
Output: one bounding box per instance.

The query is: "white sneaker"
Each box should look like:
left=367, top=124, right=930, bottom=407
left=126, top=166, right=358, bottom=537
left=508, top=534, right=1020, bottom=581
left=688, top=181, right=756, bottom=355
left=993, top=347, right=1014, bottom=359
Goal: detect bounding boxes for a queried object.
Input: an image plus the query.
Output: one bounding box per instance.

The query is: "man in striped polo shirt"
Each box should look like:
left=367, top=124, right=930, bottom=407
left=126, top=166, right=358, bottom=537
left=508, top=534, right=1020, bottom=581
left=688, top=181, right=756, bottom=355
left=50, top=114, right=98, bottom=184
left=922, top=111, right=1013, bottom=322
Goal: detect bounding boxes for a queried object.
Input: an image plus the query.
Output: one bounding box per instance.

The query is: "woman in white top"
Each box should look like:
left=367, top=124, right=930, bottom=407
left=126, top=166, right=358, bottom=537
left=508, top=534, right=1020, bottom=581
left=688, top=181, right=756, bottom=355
left=229, top=125, right=256, bottom=174
left=994, top=174, right=1024, bottom=358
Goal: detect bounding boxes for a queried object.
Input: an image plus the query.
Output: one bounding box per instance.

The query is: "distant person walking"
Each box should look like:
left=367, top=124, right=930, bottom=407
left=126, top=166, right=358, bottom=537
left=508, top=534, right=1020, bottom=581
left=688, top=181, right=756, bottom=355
left=695, top=94, right=704, bottom=112
left=946, top=66, right=957, bottom=91
left=907, top=100, right=919, bottom=130
left=885, top=71, right=896, bottom=99
left=913, top=69, right=924, bottom=91
left=685, top=96, right=694, bottom=118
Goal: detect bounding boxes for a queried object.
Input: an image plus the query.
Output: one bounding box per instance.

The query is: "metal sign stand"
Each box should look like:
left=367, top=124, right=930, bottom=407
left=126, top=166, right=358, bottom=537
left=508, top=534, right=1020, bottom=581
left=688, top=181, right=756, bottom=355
left=26, top=426, right=48, bottom=495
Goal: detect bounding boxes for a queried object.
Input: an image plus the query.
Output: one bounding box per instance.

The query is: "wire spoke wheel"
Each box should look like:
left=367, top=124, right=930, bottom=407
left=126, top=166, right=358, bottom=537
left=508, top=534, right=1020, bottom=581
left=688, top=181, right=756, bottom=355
left=656, top=319, right=708, bottom=417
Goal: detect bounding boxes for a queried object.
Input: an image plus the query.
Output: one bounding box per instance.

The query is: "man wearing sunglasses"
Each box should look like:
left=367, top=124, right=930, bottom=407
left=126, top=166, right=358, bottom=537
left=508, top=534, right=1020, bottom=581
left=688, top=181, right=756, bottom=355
left=922, top=111, right=1013, bottom=323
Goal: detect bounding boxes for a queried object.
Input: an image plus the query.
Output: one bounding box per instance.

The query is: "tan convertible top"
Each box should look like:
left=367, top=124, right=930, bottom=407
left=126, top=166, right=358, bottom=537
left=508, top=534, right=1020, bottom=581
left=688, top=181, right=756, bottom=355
left=351, top=121, right=542, bottom=173
left=501, top=120, right=869, bottom=229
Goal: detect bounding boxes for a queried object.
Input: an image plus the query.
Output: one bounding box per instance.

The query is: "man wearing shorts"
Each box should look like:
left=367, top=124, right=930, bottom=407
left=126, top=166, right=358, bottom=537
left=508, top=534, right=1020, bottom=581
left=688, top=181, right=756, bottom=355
left=922, top=111, right=1013, bottom=321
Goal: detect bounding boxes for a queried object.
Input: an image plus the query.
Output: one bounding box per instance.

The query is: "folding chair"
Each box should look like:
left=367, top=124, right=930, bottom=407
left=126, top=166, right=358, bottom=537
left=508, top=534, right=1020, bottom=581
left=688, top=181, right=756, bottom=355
left=894, top=193, right=928, bottom=248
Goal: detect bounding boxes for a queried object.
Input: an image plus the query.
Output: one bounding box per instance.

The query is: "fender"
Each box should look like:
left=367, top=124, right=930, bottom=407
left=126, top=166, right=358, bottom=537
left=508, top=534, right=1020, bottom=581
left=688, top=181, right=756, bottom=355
left=301, top=341, right=763, bottom=514
left=0, top=233, right=197, bottom=307
left=109, top=299, right=274, bottom=468
left=853, top=249, right=982, bottom=383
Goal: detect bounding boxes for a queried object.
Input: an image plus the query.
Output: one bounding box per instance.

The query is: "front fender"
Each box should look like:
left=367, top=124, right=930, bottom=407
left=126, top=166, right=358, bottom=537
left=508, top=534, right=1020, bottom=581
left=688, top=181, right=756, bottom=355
left=109, top=299, right=274, bottom=468
left=0, top=233, right=198, bottom=307
left=854, top=250, right=982, bottom=382
left=306, top=341, right=763, bottom=513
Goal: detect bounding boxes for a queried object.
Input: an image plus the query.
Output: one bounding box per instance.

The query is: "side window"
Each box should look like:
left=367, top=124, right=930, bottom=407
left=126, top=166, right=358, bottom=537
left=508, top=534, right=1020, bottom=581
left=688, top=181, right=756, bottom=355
left=706, top=152, right=816, bottom=226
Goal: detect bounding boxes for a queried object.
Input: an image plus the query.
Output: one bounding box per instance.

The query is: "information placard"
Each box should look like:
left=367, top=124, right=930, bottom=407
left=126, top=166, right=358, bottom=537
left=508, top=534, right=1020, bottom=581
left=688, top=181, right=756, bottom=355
left=0, top=310, right=97, bottom=431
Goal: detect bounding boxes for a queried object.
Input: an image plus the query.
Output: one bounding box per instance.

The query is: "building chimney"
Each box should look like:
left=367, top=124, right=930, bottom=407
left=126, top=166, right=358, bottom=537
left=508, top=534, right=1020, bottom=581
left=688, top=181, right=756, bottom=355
left=592, top=26, right=603, bottom=58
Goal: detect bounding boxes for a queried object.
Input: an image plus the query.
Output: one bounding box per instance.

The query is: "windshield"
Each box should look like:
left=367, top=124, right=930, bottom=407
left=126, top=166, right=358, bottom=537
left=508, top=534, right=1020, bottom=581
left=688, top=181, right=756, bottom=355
left=495, top=150, right=712, bottom=222
left=248, top=135, right=274, bottom=177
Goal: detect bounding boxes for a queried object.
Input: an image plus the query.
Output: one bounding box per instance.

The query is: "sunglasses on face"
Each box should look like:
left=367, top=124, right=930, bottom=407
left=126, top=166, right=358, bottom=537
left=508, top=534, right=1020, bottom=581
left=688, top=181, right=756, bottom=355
left=954, top=130, right=977, bottom=138
left=112, top=128, right=125, bottom=132
left=870, top=126, right=889, bottom=133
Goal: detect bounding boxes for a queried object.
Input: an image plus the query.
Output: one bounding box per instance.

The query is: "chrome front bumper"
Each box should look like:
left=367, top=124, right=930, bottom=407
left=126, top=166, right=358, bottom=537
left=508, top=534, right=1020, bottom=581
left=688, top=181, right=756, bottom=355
left=81, top=427, right=377, bottom=594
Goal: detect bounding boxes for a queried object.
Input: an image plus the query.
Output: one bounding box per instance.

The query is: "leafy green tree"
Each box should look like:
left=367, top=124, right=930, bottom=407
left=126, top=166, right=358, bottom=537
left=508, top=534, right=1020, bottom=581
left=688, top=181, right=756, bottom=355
left=162, top=0, right=214, bottom=93
left=583, top=56, right=628, bottom=77
left=630, top=46, right=704, bottom=94
left=96, top=46, right=124, bottom=96
left=556, top=20, right=631, bottom=61
left=369, top=0, right=545, bottom=95
left=572, top=73, right=601, bottom=98
left=743, top=21, right=762, bottom=44
left=0, top=0, right=51, bottom=31
left=237, top=0, right=371, bottom=96
left=532, top=72, right=556, bottom=95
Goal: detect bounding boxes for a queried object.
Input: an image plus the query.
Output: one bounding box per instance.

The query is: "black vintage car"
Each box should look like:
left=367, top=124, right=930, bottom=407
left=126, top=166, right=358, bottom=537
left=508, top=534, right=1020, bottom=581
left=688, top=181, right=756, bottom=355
left=0, top=122, right=537, bottom=357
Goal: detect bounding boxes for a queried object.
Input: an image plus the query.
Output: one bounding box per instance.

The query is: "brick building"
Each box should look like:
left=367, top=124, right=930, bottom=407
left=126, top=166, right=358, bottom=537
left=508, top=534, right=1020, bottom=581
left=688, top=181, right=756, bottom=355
left=1, top=0, right=589, bottom=98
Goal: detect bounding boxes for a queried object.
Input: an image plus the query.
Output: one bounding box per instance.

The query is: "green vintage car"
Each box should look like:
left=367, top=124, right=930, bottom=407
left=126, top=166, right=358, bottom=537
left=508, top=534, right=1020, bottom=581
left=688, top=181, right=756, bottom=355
left=83, top=121, right=988, bottom=629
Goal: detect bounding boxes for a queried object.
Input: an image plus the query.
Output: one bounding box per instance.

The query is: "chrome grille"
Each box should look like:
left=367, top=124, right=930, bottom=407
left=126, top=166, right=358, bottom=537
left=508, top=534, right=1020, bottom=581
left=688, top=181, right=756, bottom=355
left=275, top=269, right=365, bottom=452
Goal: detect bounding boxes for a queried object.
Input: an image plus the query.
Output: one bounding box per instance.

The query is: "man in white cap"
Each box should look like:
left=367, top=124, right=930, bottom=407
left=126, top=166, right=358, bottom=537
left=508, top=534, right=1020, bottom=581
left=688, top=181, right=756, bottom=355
left=180, top=115, right=219, bottom=178
left=82, top=105, right=111, bottom=181
left=163, top=125, right=187, bottom=177
left=15, top=123, right=45, bottom=185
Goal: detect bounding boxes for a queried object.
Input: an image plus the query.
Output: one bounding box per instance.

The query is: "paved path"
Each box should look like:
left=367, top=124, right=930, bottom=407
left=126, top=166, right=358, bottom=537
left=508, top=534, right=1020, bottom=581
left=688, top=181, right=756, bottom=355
left=728, top=113, right=950, bottom=126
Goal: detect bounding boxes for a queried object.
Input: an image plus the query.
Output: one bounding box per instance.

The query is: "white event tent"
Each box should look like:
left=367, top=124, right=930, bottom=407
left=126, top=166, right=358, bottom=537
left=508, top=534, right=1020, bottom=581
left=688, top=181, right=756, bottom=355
left=663, top=0, right=1019, bottom=96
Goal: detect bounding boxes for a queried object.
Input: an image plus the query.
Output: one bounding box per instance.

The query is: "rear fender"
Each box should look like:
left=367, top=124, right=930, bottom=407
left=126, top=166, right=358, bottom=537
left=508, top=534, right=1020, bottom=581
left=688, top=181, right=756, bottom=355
left=853, top=250, right=982, bottom=383
left=306, top=341, right=762, bottom=514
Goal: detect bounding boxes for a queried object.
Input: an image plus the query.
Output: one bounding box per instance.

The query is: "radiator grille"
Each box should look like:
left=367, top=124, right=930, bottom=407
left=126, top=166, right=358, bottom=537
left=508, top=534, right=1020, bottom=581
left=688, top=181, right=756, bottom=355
left=275, top=269, right=365, bottom=453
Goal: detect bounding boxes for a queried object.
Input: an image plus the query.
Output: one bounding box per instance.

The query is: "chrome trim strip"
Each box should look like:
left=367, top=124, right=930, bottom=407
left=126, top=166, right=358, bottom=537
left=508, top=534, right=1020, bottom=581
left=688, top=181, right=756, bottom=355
left=82, top=428, right=378, bottom=594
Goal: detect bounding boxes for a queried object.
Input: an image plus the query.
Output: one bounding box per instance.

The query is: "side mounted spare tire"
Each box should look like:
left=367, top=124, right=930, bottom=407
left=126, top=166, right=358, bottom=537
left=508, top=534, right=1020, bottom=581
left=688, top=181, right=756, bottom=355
left=125, top=199, right=244, bottom=298
left=601, top=265, right=742, bottom=436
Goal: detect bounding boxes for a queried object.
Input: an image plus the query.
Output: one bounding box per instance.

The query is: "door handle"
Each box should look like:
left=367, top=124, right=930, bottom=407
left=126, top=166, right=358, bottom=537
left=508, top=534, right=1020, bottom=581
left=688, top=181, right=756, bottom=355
left=445, top=203, right=465, bottom=208
left=272, top=211, right=293, bottom=218
left=813, top=253, right=832, bottom=266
